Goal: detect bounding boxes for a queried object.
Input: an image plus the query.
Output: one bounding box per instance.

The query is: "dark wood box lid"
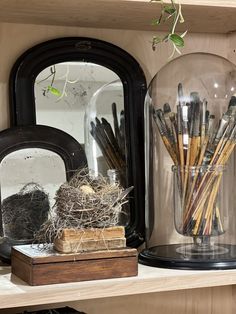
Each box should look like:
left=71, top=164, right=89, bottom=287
left=11, top=245, right=137, bottom=265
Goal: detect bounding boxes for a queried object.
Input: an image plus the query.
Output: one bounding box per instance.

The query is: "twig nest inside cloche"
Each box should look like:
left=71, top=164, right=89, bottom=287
left=34, top=168, right=133, bottom=245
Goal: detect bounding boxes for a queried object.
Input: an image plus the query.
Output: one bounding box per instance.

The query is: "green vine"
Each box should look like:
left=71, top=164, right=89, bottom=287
left=151, top=0, right=187, bottom=58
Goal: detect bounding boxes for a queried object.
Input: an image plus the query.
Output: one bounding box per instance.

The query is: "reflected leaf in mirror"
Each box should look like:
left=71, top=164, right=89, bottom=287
left=35, top=62, right=121, bottom=149
left=47, top=86, right=62, bottom=97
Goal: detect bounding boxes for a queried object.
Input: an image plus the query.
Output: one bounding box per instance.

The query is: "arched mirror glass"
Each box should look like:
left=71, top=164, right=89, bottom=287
left=9, top=37, right=146, bottom=247
left=0, top=148, right=66, bottom=261
left=35, top=62, right=123, bottom=147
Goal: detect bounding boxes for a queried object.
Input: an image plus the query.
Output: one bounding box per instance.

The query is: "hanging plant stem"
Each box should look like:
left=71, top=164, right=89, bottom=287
left=151, top=0, right=187, bottom=58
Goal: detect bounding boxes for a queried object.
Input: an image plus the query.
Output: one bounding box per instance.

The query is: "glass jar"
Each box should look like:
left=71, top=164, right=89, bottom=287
left=140, top=53, right=236, bottom=269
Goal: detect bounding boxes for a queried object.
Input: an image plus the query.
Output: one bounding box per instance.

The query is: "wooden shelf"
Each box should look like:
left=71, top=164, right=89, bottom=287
left=0, top=0, right=235, bottom=34
left=1, top=264, right=236, bottom=309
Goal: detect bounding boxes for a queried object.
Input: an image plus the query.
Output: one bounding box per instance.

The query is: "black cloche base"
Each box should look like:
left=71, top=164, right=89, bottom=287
left=139, top=244, right=236, bottom=270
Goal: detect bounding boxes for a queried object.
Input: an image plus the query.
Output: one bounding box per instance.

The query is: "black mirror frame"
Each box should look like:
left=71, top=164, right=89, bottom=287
left=9, top=37, right=147, bottom=247
left=0, top=124, right=87, bottom=262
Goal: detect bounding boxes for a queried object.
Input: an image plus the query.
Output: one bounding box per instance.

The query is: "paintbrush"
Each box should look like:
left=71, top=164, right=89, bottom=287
left=163, top=103, right=179, bottom=158
left=213, top=114, right=230, bottom=147
left=202, top=114, right=216, bottom=165
left=178, top=83, right=185, bottom=106
left=90, top=121, right=114, bottom=169
left=92, top=118, right=125, bottom=173
left=119, top=110, right=126, bottom=157
left=189, top=92, right=201, bottom=165
left=112, top=102, right=122, bottom=148
left=153, top=110, right=178, bottom=165
left=227, top=95, right=236, bottom=116
left=177, top=105, right=185, bottom=168
left=200, top=98, right=207, bottom=147
left=163, top=103, right=174, bottom=139
left=101, top=117, right=125, bottom=167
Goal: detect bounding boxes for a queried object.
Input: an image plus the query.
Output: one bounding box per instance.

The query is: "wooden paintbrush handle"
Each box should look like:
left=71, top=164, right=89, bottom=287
left=189, top=136, right=200, bottom=165
left=178, top=134, right=185, bottom=167
left=163, top=136, right=178, bottom=165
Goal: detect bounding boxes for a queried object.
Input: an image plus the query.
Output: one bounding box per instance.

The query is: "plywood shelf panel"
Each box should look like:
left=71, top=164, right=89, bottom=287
left=0, top=0, right=235, bottom=34
left=1, top=264, right=236, bottom=309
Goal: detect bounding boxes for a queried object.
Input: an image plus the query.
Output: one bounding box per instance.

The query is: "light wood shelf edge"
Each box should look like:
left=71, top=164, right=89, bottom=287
left=139, top=0, right=236, bottom=7
left=1, top=264, right=236, bottom=309
left=0, top=0, right=235, bottom=34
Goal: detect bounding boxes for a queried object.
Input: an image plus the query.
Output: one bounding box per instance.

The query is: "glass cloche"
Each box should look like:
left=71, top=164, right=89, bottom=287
left=139, top=53, right=236, bottom=269
left=84, top=79, right=125, bottom=183
left=84, top=79, right=130, bottom=225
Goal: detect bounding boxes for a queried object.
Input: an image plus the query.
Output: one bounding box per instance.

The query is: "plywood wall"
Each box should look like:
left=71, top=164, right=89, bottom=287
left=0, top=21, right=233, bottom=131
left=0, top=22, right=235, bottom=314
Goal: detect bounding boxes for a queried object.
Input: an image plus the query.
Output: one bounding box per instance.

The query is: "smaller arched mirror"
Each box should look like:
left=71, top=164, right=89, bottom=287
left=9, top=37, right=147, bottom=247
left=0, top=125, right=87, bottom=262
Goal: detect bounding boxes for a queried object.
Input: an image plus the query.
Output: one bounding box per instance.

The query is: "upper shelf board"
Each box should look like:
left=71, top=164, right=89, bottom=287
left=0, top=0, right=235, bottom=34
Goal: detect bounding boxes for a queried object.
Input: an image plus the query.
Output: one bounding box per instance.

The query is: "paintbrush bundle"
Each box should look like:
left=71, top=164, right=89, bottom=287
left=90, top=102, right=126, bottom=185
left=153, top=83, right=236, bottom=237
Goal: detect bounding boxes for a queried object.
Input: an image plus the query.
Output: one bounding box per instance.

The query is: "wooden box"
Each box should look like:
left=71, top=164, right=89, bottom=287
left=11, top=244, right=138, bottom=286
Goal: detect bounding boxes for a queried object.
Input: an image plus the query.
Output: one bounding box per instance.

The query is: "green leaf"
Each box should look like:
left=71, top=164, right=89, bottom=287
left=169, top=34, right=184, bottom=47
left=47, top=86, right=62, bottom=97
left=164, top=5, right=176, bottom=15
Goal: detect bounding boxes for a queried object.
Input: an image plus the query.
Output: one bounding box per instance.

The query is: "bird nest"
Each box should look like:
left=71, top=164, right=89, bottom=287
left=35, top=169, right=132, bottom=244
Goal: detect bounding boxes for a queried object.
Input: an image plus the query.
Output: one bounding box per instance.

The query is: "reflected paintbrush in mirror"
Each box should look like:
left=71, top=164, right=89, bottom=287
left=89, top=102, right=126, bottom=187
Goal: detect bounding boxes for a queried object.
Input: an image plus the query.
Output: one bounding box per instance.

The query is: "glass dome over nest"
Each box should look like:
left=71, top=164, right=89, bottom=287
left=140, top=53, right=236, bottom=270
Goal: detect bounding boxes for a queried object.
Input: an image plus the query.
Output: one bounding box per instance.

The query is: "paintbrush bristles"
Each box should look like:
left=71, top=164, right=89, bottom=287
left=153, top=85, right=236, bottom=238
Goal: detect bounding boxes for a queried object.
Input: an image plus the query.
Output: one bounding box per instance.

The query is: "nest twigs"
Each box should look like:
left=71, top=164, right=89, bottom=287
left=153, top=84, right=236, bottom=237
left=34, top=169, right=132, bottom=244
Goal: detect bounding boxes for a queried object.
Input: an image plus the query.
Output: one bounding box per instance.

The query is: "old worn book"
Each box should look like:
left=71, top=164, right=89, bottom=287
left=11, top=244, right=138, bottom=286
left=54, top=237, right=126, bottom=253
left=60, top=226, right=125, bottom=241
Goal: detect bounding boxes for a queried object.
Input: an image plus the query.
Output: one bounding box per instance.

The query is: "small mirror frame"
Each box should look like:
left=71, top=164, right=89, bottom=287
left=0, top=124, right=87, bottom=262
left=9, top=37, right=147, bottom=247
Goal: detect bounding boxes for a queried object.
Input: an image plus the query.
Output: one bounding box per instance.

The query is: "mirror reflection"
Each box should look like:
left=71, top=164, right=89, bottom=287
left=85, top=80, right=125, bottom=183
left=35, top=62, right=128, bottom=224
left=35, top=62, right=124, bottom=146
left=0, top=148, right=66, bottom=242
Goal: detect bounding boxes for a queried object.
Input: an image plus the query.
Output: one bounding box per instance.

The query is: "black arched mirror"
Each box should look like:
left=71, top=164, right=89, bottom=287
left=9, top=37, right=146, bottom=247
